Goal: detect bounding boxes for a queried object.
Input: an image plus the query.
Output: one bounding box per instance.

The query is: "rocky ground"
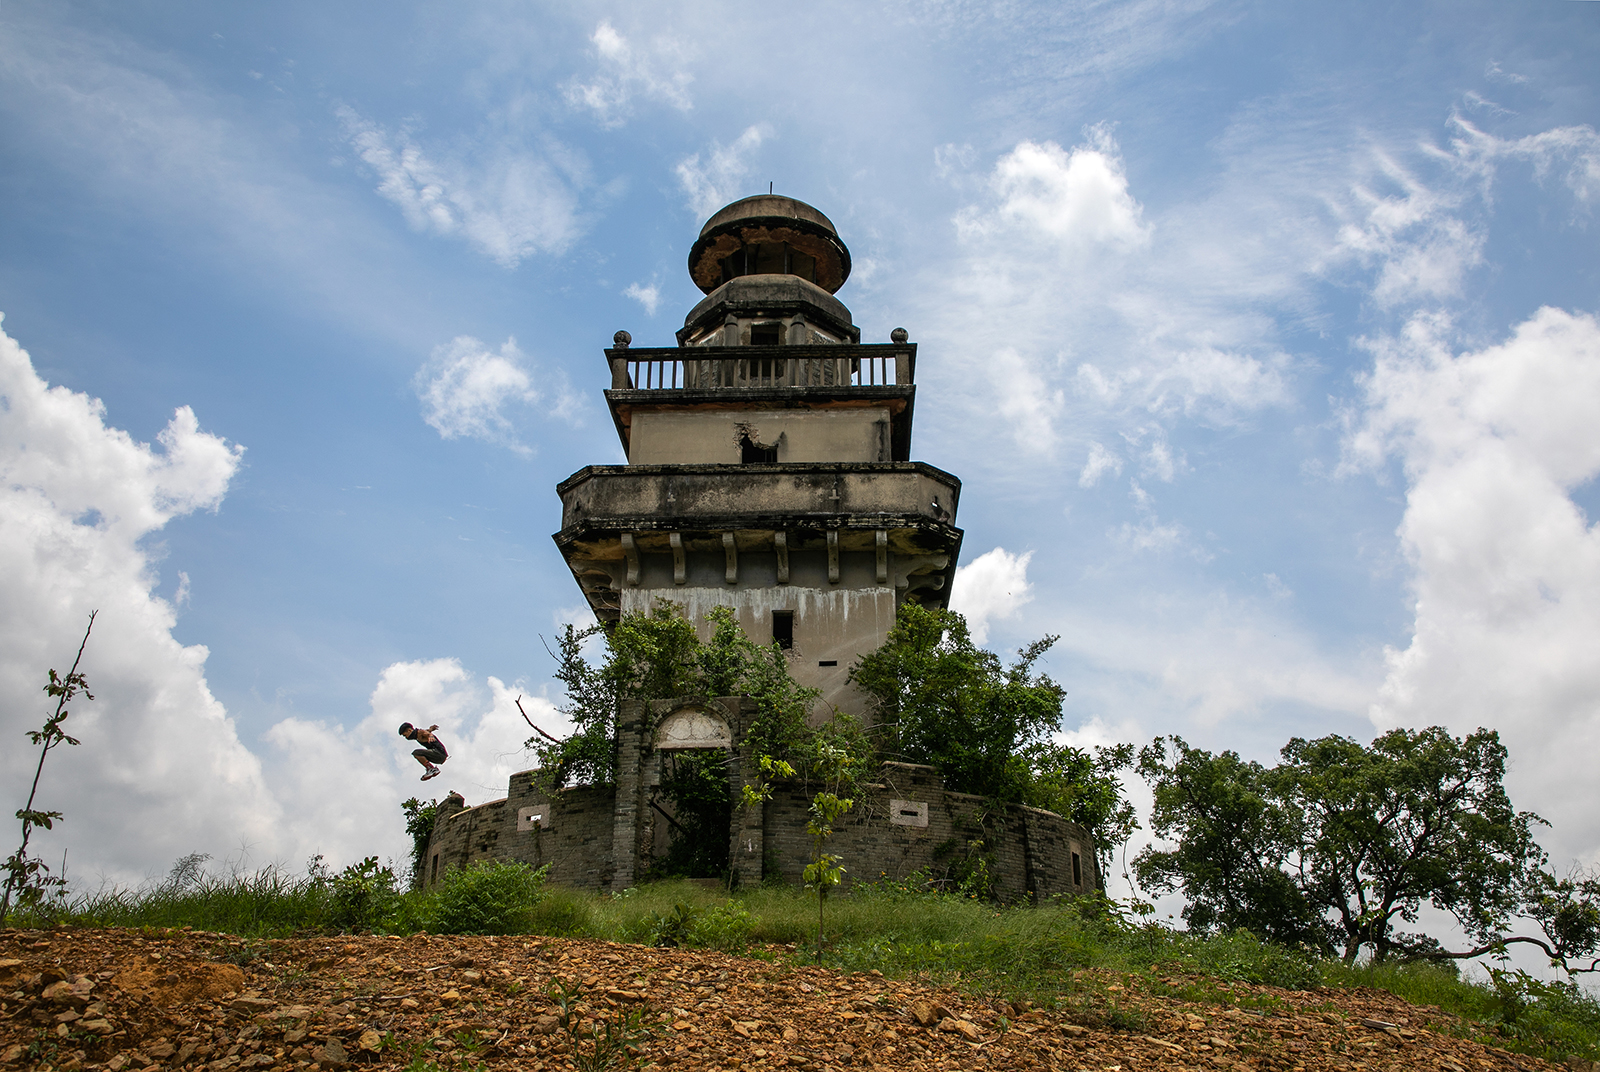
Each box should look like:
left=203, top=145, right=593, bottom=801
left=0, top=927, right=1585, bottom=1072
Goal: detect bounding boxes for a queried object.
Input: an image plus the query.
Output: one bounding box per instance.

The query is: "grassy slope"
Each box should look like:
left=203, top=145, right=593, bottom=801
left=26, top=871, right=1600, bottom=1066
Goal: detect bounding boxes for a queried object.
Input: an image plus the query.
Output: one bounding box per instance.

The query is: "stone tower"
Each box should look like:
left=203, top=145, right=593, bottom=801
left=420, top=199, right=1102, bottom=896
left=553, top=194, right=964, bottom=717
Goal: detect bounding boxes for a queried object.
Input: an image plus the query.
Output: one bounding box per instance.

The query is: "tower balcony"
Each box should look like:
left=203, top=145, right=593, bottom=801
left=552, top=461, right=962, bottom=621
left=605, top=343, right=917, bottom=461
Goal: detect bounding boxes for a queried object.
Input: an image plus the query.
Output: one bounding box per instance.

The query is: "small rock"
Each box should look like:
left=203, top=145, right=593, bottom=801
left=317, top=1038, right=348, bottom=1067
left=400, top=998, right=419, bottom=1010
left=459, top=970, right=482, bottom=983
left=908, top=999, right=937, bottom=1027
left=439, top=989, right=462, bottom=1006
left=230, top=996, right=277, bottom=1014
left=533, top=1014, right=561, bottom=1035
left=782, top=1026, right=798, bottom=1043
left=1060, top=1023, right=1088, bottom=1037
left=147, top=1042, right=177, bottom=1059
left=938, top=1018, right=981, bottom=1041
left=357, top=1029, right=382, bottom=1053
left=0, top=1044, right=23, bottom=1064
left=105, top=1056, right=128, bottom=1072
left=79, top=1018, right=115, bottom=1035
left=672, top=1020, right=692, bottom=1031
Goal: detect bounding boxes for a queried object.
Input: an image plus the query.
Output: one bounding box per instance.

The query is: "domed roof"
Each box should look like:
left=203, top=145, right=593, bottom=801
left=688, top=195, right=851, bottom=295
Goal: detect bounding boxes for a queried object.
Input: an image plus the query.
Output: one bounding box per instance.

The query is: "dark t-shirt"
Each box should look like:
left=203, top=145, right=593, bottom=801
left=415, top=729, right=448, bottom=759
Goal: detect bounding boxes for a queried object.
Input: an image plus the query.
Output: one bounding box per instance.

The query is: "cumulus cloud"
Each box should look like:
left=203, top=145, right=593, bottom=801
left=414, top=335, right=575, bottom=454
left=1347, top=306, right=1600, bottom=863
left=957, top=130, right=1150, bottom=251
left=338, top=106, right=583, bottom=267
left=0, top=316, right=282, bottom=884
left=262, top=659, right=564, bottom=866
left=676, top=125, right=769, bottom=218
left=950, top=548, right=1034, bottom=644
left=565, top=21, right=693, bottom=127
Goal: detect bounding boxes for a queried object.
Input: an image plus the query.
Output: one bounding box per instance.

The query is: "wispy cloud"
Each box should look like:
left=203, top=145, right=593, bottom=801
left=565, top=20, right=694, bottom=127
left=338, top=106, right=584, bottom=267
left=676, top=125, right=770, bottom=218
left=414, top=335, right=575, bottom=454
left=623, top=281, right=662, bottom=316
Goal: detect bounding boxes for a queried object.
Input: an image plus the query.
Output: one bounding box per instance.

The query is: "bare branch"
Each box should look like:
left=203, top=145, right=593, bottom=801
left=514, top=695, right=561, bottom=744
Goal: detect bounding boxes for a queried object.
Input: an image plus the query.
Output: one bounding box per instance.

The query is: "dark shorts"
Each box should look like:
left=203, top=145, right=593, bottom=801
left=413, top=747, right=447, bottom=765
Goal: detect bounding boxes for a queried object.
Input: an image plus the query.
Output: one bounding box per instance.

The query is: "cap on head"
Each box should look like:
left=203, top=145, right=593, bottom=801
left=398, top=722, right=414, bottom=736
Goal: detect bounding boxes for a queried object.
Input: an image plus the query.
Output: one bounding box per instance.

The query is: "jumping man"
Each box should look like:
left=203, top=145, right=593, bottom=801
left=398, top=722, right=448, bottom=781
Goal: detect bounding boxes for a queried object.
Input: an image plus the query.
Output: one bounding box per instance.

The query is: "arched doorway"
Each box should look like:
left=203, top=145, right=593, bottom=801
left=649, top=707, right=735, bottom=880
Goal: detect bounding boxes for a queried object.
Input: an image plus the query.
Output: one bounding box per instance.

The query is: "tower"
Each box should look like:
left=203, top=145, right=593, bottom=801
left=553, top=194, right=963, bottom=718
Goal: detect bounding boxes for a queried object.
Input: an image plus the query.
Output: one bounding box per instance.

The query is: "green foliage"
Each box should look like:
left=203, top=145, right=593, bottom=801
left=851, top=604, right=1063, bottom=802
left=534, top=605, right=820, bottom=792
left=327, top=855, right=402, bottom=932
left=1136, top=728, right=1597, bottom=975
left=401, top=798, right=441, bottom=891
left=801, top=740, right=856, bottom=961
left=426, top=859, right=550, bottom=935
left=850, top=604, right=1137, bottom=881
left=652, top=750, right=732, bottom=878
left=3, top=612, right=96, bottom=923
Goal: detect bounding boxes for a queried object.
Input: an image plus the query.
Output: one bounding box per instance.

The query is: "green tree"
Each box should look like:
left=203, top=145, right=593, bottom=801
left=2, top=612, right=96, bottom=923
left=1136, top=727, right=1598, bottom=973
left=850, top=604, right=1137, bottom=878
left=1134, top=737, right=1328, bottom=948
left=400, top=796, right=440, bottom=890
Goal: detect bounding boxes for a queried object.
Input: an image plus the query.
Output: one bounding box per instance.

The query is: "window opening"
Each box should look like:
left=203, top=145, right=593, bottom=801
left=818, top=660, right=838, bottom=667
left=771, top=610, right=794, bottom=650
left=1071, top=851, right=1082, bottom=887
left=430, top=853, right=440, bottom=885
left=740, top=431, right=778, bottom=464
left=750, top=322, right=782, bottom=346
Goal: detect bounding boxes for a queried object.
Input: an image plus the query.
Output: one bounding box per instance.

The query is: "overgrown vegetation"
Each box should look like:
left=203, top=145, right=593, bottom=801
left=18, top=868, right=1600, bottom=1064
left=851, top=603, right=1137, bottom=882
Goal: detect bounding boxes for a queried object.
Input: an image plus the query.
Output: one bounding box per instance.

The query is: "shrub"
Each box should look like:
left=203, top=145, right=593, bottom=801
left=327, top=856, right=401, bottom=933
left=426, top=860, right=549, bottom=935
left=688, top=901, right=759, bottom=952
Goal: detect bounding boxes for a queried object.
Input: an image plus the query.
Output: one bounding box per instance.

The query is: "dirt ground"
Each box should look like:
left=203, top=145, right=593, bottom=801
left=0, top=926, right=1584, bottom=1072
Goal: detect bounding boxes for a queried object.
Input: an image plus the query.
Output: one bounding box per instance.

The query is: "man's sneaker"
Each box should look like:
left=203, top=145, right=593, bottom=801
left=421, top=768, right=440, bottom=781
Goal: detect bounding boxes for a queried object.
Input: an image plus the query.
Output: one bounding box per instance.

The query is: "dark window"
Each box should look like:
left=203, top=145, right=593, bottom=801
left=750, top=322, right=781, bottom=346
left=818, top=660, right=838, bottom=667
left=1071, top=851, right=1082, bottom=887
left=740, top=432, right=778, bottom=464
left=771, top=610, right=794, bottom=650
left=430, top=853, right=440, bottom=885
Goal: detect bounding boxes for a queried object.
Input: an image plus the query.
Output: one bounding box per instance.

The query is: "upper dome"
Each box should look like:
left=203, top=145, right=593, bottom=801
left=688, top=195, right=852, bottom=295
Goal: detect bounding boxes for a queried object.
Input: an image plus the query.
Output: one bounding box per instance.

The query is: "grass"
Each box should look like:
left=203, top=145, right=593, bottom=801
left=16, top=867, right=1600, bottom=1066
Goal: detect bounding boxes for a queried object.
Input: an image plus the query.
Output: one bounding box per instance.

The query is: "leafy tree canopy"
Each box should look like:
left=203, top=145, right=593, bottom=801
left=1136, top=727, right=1599, bottom=976
left=850, top=603, right=1136, bottom=881
left=535, top=603, right=820, bottom=790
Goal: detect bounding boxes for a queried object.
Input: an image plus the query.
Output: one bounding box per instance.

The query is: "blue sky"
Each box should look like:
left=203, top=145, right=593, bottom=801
left=2, top=0, right=1598, bottom=922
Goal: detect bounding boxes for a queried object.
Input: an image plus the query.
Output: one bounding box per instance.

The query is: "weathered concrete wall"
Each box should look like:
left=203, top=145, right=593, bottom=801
left=628, top=408, right=893, bottom=465
left=619, top=585, right=898, bottom=720
left=424, top=724, right=1098, bottom=902
left=761, top=763, right=1099, bottom=901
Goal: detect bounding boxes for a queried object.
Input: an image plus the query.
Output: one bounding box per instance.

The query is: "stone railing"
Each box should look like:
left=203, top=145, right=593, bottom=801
left=606, top=343, right=914, bottom=393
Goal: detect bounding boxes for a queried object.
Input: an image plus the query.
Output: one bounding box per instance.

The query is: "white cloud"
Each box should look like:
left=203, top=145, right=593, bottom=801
left=565, top=21, right=694, bottom=127
left=1079, top=441, right=1123, bottom=487
left=414, top=335, right=576, bottom=454
left=338, top=106, right=583, bottom=267
left=1348, top=306, right=1600, bottom=863
left=0, top=315, right=281, bottom=884
left=623, top=282, right=662, bottom=316
left=676, top=125, right=769, bottom=218
left=950, top=547, right=1034, bottom=644
left=958, top=130, right=1151, bottom=251
left=262, top=660, right=564, bottom=864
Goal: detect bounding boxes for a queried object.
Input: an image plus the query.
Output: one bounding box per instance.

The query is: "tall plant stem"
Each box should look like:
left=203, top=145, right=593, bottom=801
left=1, top=611, right=96, bottom=921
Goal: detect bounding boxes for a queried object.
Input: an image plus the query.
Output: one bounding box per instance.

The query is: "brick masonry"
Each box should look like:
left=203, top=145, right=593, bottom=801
left=423, top=697, right=1098, bottom=900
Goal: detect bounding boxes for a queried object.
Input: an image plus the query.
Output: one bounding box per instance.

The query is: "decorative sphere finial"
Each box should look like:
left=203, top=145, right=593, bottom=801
left=890, top=327, right=909, bottom=344
left=613, top=330, right=632, bottom=350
